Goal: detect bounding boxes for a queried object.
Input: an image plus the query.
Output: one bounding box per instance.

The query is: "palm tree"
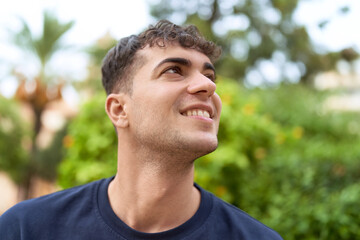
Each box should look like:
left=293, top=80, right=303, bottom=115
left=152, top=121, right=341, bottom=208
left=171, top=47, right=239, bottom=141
left=11, top=10, right=74, bottom=200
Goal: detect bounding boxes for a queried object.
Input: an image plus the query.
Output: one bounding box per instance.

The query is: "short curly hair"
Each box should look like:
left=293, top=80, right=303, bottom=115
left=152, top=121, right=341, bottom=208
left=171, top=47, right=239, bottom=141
left=101, top=20, right=222, bottom=95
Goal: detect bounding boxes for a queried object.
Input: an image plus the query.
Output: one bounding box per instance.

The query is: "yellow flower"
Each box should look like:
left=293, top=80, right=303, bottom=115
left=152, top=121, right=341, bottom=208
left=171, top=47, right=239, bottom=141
left=242, top=103, right=255, bottom=115
left=63, top=135, right=74, bottom=148
left=275, top=133, right=285, bottom=145
left=292, top=126, right=304, bottom=139
left=254, top=147, right=267, bottom=160
left=221, top=94, right=233, bottom=105
left=215, top=186, right=227, bottom=197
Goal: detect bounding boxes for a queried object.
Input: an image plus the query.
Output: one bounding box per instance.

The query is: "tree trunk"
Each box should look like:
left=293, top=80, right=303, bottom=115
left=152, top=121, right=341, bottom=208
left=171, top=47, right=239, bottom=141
left=19, top=107, right=43, bottom=200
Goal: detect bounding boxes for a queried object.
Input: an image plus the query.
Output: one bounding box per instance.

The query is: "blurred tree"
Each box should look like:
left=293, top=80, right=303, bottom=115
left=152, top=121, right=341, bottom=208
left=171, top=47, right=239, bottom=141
left=0, top=96, right=29, bottom=185
left=148, top=0, right=357, bottom=86
left=36, top=125, right=68, bottom=181
left=9, top=10, right=74, bottom=199
left=75, top=32, right=117, bottom=94
left=58, top=92, right=117, bottom=188
left=197, top=79, right=360, bottom=239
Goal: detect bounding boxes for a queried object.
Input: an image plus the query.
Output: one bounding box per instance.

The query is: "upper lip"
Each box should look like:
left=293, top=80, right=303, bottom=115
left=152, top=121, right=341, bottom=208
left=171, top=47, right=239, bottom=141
left=180, top=104, right=215, bottom=118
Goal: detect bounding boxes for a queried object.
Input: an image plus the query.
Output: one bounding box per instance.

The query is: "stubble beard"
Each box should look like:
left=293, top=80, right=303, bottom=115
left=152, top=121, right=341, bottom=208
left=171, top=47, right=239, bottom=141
left=133, top=123, right=218, bottom=173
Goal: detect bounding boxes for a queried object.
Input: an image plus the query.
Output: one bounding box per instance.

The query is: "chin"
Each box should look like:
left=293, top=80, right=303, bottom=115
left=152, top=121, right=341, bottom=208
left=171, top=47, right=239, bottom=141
left=189, top=137, right=218, bottom=156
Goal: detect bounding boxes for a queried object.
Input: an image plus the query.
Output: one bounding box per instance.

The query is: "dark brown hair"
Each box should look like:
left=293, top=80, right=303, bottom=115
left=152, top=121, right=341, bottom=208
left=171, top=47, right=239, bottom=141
left=101, top=20, right=222, bottom=95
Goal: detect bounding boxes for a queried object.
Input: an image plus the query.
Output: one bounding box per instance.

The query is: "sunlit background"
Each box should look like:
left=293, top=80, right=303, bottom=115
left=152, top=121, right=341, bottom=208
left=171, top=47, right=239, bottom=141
left=1, top=0, right=360, bottom=239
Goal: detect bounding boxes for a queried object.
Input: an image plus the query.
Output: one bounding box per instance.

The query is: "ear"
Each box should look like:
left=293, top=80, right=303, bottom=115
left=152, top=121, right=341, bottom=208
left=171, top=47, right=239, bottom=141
left=105, top=93, right=129, bottom=128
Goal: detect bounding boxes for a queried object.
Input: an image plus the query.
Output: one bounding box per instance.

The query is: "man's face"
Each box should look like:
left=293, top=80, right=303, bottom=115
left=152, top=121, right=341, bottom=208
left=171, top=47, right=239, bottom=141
left=126, top=44, right=222, bottom=158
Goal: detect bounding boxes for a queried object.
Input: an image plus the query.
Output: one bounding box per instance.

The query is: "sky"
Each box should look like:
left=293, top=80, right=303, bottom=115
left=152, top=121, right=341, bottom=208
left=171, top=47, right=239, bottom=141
left=0, top=0, right=360, bottom=100
left=0, top=0, right=151, bottom=46
left=294, top=0, right=360, bottom=52
left=0, top=0, right=152, bottom=101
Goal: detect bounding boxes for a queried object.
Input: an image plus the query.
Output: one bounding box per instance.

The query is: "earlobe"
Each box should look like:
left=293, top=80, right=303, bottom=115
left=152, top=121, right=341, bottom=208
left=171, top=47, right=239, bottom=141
left=105, top=93, right=129, bottom=128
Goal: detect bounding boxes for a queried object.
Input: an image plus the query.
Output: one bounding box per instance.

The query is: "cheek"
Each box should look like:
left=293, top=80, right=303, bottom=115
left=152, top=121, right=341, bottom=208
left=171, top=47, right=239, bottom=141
left=213, top=94, right=222, bottom=115
left=131, top=93, right=173, bottom=120
left=131, top=83, right=185, bottom=118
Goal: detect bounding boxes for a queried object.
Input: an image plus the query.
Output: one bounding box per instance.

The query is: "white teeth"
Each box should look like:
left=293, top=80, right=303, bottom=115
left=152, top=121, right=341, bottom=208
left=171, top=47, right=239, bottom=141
left=184, top=109, right=211, bottom=118
left=203, top=111, right=210, bottom=118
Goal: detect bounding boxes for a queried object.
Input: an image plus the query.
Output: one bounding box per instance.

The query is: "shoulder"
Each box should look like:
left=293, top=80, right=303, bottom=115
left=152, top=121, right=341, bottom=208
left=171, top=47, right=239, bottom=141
left=0, top=178, right=107, bottom=238
left=199, top=187, right=283, bottom=240
left=4, top=179, right=100, bottom=216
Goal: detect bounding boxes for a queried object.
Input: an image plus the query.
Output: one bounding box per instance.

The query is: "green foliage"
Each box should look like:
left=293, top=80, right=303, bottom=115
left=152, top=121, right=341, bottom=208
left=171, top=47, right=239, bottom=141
left=59, top=78, right=360, bottom=239
left=149, top=0, right=357, bottom=84
left=58, top=93, right=117, bottom=188
left=0, top=97, right=29, bottom=184
left=36, top=125, right=68, bottom=181
left=78, top=34, right=118, bottom=93
left=195, top=78, right=360, bottom=240
left=0, top=96, right=68, bottom=184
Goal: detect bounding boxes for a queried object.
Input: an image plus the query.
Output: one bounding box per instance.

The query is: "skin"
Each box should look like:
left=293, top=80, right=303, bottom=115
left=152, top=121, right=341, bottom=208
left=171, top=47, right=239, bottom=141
left=105, top=44, right=222, bottom=233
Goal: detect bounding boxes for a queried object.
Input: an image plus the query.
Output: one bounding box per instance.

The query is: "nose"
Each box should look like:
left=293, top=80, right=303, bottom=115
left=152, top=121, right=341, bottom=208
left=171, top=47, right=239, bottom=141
left=187, top=72, right=216, bottom=97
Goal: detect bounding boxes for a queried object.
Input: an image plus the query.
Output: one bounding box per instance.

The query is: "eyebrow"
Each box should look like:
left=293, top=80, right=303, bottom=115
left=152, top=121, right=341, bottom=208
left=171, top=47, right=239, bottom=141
left=154, top=57, right=216, bottom=75
left=155, top=57, right=191, bottom=69
left=204, top=62, right=216, bottom=75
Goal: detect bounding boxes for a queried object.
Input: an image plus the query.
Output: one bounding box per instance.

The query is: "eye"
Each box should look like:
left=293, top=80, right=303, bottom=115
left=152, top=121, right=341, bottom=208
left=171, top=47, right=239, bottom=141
left=163, top=66, right=182, bottom=75
left=205, top=73, right=216, bottom=83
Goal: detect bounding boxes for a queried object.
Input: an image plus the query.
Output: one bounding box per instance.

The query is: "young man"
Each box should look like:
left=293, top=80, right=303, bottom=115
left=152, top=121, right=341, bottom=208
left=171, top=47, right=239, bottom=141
left=0, top=20, right=282, bottom=239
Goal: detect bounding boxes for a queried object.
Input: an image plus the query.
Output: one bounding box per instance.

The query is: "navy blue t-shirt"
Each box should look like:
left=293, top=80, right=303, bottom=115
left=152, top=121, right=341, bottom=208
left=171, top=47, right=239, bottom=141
left=0, top=177, right=282, bottom=239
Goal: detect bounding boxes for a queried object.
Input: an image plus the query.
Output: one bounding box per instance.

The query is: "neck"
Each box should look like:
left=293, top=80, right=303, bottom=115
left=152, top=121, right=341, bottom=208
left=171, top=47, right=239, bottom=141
left=107, top=141, right=201, bottom=233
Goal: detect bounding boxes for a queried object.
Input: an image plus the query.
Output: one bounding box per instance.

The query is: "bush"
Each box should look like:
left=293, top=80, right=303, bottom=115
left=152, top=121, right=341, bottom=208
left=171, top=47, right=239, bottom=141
left=58, top=93, right=117, bottom=188
left=196, top=79, right=360, bottom=239
left=0, top=96, right=29, bottom=184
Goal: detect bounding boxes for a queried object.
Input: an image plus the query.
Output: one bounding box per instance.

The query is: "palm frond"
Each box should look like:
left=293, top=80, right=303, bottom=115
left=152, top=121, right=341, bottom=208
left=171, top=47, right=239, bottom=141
left=11, top=18, right=36, bottom=54
left=34, top=10, right=75, bottom=67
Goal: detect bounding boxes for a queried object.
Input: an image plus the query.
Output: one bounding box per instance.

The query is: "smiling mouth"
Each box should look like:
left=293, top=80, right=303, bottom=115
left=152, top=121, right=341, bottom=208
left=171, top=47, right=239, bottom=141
left=182, top=109, right=211, bottom=118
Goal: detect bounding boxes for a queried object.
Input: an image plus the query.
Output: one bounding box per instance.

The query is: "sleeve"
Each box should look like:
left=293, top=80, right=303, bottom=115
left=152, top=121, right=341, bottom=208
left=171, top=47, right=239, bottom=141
left=0, top=207, right=22, bottom=240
